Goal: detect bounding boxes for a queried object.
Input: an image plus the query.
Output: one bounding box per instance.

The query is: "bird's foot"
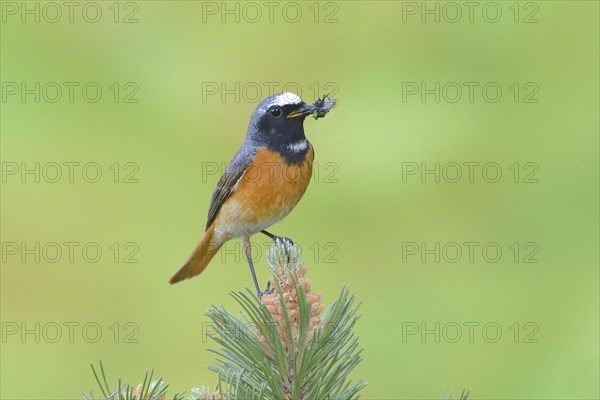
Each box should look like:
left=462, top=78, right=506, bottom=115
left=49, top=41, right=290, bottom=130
left=274, top=236, right=294, bottom=263
left=257, top=280, right=274, bottom=298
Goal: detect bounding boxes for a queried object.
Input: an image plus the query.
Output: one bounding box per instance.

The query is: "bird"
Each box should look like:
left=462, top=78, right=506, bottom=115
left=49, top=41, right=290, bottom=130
left=169, top=92, right=336, bottom=296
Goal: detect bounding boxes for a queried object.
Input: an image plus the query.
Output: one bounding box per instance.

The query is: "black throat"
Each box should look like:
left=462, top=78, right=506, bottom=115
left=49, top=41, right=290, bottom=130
left=267, top=138, right=310, bottom=165
left=248, top=117, right=310, bottom=165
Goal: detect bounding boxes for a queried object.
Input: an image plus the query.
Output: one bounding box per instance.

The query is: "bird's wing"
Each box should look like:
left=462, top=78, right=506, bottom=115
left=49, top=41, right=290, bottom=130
left=205, top=145, right=257, bottom=230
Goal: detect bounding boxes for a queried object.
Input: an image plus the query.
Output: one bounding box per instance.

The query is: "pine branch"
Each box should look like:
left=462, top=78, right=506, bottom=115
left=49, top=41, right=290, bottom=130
left=203, top=240, right=367, bottom=400
left=440, top=387, right=471, bottom=400
left=84, top=361, right=185, bottom=400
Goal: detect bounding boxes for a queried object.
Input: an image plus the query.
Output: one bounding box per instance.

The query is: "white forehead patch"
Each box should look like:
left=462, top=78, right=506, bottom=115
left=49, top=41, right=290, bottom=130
left=270, top=92, right=303, bottom=107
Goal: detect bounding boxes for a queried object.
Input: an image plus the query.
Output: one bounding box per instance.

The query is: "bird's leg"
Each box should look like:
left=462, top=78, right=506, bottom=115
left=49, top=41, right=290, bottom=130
left=260, top=230, right=276, bottom=240
left=261, top=230, right=294, bottom=263
left=243, top=236, right=262, bottom=298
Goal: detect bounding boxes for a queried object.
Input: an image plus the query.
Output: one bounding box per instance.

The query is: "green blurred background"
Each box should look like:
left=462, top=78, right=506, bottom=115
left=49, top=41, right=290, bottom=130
left=1, top=1, right=598, bottom=398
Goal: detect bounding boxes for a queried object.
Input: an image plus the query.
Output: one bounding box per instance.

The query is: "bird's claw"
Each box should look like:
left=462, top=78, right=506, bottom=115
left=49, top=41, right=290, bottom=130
left=274, top=236, right=294, bottom=263
left=257, top=281, right=274, bottom=298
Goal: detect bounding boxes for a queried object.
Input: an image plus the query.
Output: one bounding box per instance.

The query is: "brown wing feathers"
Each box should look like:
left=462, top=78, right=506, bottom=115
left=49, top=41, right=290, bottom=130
left=205, top=145, right=257, bottom=229
left=169, top=146, right=256, bottom=284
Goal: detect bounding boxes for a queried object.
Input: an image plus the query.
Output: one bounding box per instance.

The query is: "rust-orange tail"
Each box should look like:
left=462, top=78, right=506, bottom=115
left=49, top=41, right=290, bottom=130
left=169, top=223, right=223, bottom=284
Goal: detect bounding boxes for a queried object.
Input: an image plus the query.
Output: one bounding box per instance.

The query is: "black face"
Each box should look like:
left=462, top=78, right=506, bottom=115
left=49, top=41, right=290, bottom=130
left=245, top=93, right=316, bottom=164
left=248, top=99, right=313, bottom=146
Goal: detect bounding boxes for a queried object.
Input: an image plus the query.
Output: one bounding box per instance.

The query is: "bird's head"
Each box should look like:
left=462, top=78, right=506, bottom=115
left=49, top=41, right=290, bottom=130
left=247, top=92, right=319, bottom=143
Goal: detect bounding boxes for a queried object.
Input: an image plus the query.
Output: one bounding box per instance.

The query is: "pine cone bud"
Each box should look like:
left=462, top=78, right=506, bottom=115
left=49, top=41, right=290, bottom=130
left=259, top=240, right=324, bottom=351
left=123, top=383, right=165, bottom=400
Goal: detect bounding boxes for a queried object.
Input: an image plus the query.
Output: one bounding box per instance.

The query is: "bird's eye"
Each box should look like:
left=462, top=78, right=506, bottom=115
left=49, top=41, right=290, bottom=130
left=268, top=106, right=282, bottom=117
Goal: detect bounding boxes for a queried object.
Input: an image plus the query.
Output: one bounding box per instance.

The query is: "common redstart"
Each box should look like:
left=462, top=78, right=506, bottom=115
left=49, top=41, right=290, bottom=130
left=169, top=92, right=336, bottom=296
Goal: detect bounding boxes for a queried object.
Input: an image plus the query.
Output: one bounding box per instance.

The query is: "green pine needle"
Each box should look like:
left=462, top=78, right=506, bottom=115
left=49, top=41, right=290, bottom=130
left=84, top=361, right=184, bottom=400
left=203, top=240, right=367, bottom=400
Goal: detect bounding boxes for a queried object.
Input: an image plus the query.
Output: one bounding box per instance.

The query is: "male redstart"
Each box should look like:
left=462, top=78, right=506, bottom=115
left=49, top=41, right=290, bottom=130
left=169, top=92, right=336, bottom=296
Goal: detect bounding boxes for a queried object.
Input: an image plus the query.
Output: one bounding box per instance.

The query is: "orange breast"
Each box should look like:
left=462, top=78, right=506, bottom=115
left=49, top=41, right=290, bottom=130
left=215, top=145, right=314, bottom=237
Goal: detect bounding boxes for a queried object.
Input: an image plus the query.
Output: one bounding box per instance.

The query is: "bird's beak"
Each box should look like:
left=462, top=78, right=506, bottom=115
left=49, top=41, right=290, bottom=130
left=287, top=103, right=317, bottom=119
